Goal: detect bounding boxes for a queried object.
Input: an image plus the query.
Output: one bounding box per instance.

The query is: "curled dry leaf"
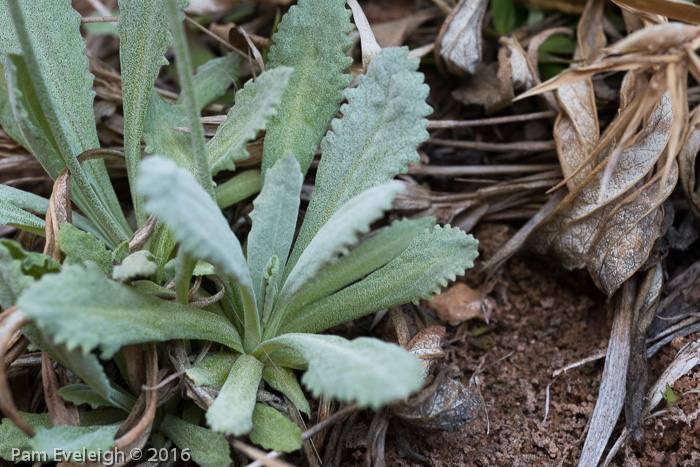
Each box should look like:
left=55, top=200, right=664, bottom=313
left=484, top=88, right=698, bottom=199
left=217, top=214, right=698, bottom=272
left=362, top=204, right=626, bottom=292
left=405, top=326, right=445, bottom=380
left=436, top=0, right=487, bottom=76
left=679, top=106, right=700, bottom=216
left=426, top=283, right=494, bottom=326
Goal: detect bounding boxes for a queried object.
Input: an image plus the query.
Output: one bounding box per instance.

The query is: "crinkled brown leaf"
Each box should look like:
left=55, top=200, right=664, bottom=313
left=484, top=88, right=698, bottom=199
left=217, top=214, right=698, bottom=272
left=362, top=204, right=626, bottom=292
left=586, top=162, right=677, bottom=296
left=405, top=326, right=445, bottom=380
left=612, top=0, right=700, bottom=26
left=679, top=105, right=700, bottom=216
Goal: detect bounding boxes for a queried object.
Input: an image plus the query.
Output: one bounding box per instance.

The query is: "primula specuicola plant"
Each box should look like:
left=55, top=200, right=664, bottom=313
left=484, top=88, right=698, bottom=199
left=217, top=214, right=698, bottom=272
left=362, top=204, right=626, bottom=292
left=0, top=0, right=478, bottom=461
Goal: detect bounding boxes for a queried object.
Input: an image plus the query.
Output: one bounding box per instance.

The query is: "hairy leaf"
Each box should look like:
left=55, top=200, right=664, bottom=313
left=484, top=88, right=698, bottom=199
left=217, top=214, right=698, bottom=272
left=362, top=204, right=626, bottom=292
left=281, top=225, right=479, bottom=334
left=0, top=61, right=24, bottom=146
left=30, top=424, right=120, bottom=461
left=18, top=265, right=243, bottom=358
left=260, top=334, right=424, bottom=409
left=287, top=47, right=431, bottom=270
left=282, top=217, right=435, bottom=323
left=206, top=354, right=263, bottom=435
left=0, top=240, right=34, bottom=308
left=58, top=384, right=129, bottom=410
left=160, top=415, right=231, bottom=467
left=262, top=0, right=354, bottom=176
left=118, top=0, right=186, bottom=225
left=0, top=0, right=129, bottom=242
left=249, top=403, right=302, bottom=452
left=262, top=365, right=310, bottom=416
left=207, top=67, right=292, bottom=175
left=183, top=53, right=240, bottom=110
left=271, top=182, right=404, bottom=335
left=142, top=92, right=194, bottom=171
left=59, top=224, right=113, bottom=276
left=247, top=154, right=302, bottom=308
left=0, top=198, right=44, bottom=237
left=0, top=239, right=60, bottom=279
left=186, top=353, right=237, bottom=387
left=112, top=251, right=157, bottom=281
left=215, top=169, right=261, bottom=209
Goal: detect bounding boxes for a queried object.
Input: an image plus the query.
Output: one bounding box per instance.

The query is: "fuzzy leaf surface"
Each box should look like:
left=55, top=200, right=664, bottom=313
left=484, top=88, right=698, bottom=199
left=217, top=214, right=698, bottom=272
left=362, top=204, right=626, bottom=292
left=0, top=199, right=44, bottom=237
left=112, top=251, right=157, bottom=281
left=249, top=403, right=302, bottom=452
left=142, top=92, right=194, bottom=171
left=262, top=0, right=354, bottom=176
left=262, top=365, right=310, bottom=416
left=59, top=224, right=113, bottom=276
left=206, top=354, right=263, bottom=435
left=282, top=225, right=479, bottom=334
left=18, top=265, right=243, bottom=358
left=261, top=334, right=423, bottom=409
left=30, top=425, right=120, bottom=461
left=247, top=154, right=302, bottom=308
left=207, top=67, right=292, bottom=175
left=181, top=53, right=240, bottom=110
left=160, top=415, right=231, bottom=467
left=186, top=353, right=237, bottom=387
left=288, top=47, right=431, bottom=269
left=0, top=240, right=34, bottom=308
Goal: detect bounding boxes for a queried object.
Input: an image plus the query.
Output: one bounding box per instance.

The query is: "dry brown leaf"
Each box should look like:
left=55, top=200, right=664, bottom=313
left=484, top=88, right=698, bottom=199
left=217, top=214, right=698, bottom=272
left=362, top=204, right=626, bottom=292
left=532, top=92, right=674, bottom=273
left=606, top=23, right=700, bottom=56
left=679, top=106, right=700, bottom=216
left=577, top=0, right=607, bottom=65
left=426, top=283, right=494, bottom=326
left=612, top=0, right=700, bottom=25
left=372, top=9, right=441, bottom=49
left=586, top=162, right=678, bottom=296
left=406, top=326, right=445, bottom=380
left=436, top=0, right=487, bottom=76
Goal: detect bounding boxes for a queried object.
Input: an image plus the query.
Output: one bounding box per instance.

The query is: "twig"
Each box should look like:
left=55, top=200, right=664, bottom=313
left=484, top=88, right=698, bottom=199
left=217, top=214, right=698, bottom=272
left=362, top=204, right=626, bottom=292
left=427, top=111, right=557, bottom=129
left=184, top=16, right=249, bottom=60
left=301, top=404, right=359, bottom=441
left=427, top=138, right=557, bottom=152
left=408, top=164, right=560, bottom=176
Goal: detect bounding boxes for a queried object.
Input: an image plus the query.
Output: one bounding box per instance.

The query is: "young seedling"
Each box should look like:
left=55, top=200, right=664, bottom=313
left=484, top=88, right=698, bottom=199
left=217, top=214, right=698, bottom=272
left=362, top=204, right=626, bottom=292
left=0, top=0, right=478, bottom=461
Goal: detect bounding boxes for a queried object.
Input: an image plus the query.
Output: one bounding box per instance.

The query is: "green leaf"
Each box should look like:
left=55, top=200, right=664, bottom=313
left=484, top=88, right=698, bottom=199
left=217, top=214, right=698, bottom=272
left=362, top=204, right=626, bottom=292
left=143, top=91, right=194, bottom=170
left=0, top=411, right=124, bottom=462
left=0, top=239, right=60, bottom=279
left=215, top=169, right=261, bottom=209
left=182, top=53, right=241, bottom=110
left=0, top=240, right=34, bottom=309
left=206, top=354, right=263, bottom=436
left=0, top=198, right=44, bottom=237
left=137, top=156, right=260, bottom=346
left=112, top=250, right=157, bottom=281
left=0, top=61, right=25, bottom=146
left=30, top=424, right=120, bottom=462
left=282, top=217, right=435, bottom=323
left=281, top=225, right=479, bottom=335
left=58, top=384, right=122, bottom=410
left=186, top=353, right=237, bottom=387
left=118, top=0, right=185, bottom=225
left=259, top=334, right=423, bottom=409
left=59, top=224, right=113, bottom=275
left=137, top=157, right=252, bottom=290
left=159, top=415, right=231, bottom=467
left=207, top=67, right=292, bottom=175
left=262, top=0, right=354, bottom=177
left=0, top=0, right=130, bottom=244
left=269, top=182, right=404, bottom=336
left=247, top=154, right=302, bottom=309
left=491, top=0, right=517, bottom=34
left=288, top=47, right=431, bottom=271
left=17, top=265, right=244, bottom=358
left=262, top=365, right=310, bottom=416
left=249, top=403, right=302, bottom=453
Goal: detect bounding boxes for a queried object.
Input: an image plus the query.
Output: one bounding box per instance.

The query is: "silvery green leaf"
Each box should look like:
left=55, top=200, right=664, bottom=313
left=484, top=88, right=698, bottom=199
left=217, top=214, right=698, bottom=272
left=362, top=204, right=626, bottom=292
left=0, top=61, right=24, bottom=146
left=262, top=0, right=354, bottom=177
left=30, top=424, right=120, bottom=461
left=247, top=154, right=302, bottom=308
left=206, top=354, right=263, bottom=435
left=215, top=169, right=261, bottom=209
left=207, top=67, right=292, bottom=175
left=112, top=250, right=157, bottom=281
left=18, top=265, right=243, bottom=358
left=282, top=217, right=435, bottom=323
left=137, top=156, right=253, bottom=289
left=137, top=156, right=260, bottom=345
left=281, top=225, right=479, bottom=335
left=142, top=92, right=194, bottom=171
left=249, top=403, right=302, bottom=453
left=270, top=182, right=404, bottom=336
left=186, top=353, right=236, bottom=387
left=118, top=0, right=186, bottom=224
left=262, top=365, right=310, bottom=416
left=59, top=224, right=113, bottom=276
left=182, top=53, right=240, bottom=110
left=159, top=415, right=231, bottom=467
left=0, top=0, right=130, bottom=243
left=288, top=47, right=431, bottom=271
left=0, top=240, right=34, bottom=309
left=58, top=384, right=135, bottom=411
left=0, top=198, right=44, bottom=237
left=259, top=334, right=423, bottom=409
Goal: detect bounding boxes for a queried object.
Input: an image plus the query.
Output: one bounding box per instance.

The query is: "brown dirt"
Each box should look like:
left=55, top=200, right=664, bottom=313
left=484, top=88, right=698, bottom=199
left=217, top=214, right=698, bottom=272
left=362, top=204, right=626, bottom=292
left=332, top=222, right=700, bottom=466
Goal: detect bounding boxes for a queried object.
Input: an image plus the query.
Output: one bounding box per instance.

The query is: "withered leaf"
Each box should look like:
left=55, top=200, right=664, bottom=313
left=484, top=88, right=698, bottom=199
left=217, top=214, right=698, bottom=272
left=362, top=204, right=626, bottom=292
left=406, top=326, right=445, bottom=380
left=391, top=370, right=481, bottom=431
left=679, top=105, right=700, bottom=216
left=437, top=0, right=487, bottom=76
left=586, top=162, right=677, bottom=296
